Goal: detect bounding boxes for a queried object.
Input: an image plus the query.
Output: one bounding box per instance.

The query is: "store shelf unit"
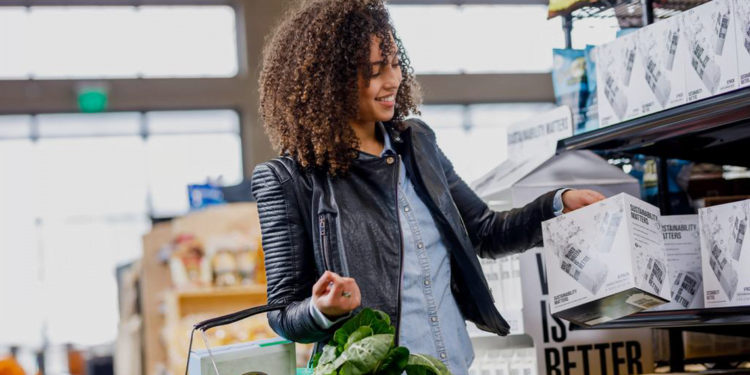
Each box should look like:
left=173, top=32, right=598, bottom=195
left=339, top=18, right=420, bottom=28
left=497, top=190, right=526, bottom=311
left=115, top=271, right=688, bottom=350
left=557, top=87, right=750, bottom=168
left=556, top=86, right=750, bottom=371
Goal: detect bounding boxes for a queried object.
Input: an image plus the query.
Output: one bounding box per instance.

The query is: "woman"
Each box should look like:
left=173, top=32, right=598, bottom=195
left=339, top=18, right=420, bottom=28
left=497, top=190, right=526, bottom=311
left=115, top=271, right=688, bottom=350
left=252, top=1, right=605, bottom=374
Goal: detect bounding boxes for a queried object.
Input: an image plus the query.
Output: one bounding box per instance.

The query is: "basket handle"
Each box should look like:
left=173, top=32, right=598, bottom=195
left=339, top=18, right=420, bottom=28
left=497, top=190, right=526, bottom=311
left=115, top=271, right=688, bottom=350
left=185, top=303, right=289, bottom=375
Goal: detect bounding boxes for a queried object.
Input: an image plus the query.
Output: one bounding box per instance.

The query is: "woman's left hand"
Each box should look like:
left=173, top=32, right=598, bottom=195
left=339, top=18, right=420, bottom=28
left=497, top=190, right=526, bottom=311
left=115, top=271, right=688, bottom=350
left=562, top=189, right=606, bottom=214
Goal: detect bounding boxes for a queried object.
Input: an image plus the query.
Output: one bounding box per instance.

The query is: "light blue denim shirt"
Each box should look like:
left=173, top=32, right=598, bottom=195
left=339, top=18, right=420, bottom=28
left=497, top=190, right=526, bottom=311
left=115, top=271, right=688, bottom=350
left=311, top=123, right=567, bottom=374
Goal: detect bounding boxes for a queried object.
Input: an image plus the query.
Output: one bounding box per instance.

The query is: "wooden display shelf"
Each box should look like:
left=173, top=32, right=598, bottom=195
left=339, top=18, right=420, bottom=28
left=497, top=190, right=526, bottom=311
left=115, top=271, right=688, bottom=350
left=166, top=284, right=268, bottom=322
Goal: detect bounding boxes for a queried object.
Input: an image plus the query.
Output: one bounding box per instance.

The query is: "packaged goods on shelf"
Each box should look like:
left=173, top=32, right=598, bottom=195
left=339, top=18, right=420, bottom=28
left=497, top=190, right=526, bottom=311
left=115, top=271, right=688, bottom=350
left=634, top=15, right=688, bottom=114
left=596, top=32, right=642, bottom=126
left=480, top=258, right=505, bottom=311
left=498, top=255, right=523, bottom=311
left=542, top=193, right=670, bottom=326
left=699, top=199, right=750, bottom=307
left=169, top=234, right=212, bottom=289
left=552, top=49, right=589, bottom=133
left=582, top=45, right=599, bottom=133
left=651, top=215, right=704, bottom=311
left=469, top=348, right=536, bottom=375
left=681, top=0, right=740, bottom=102
left=734, top=0, right=750, bottom=88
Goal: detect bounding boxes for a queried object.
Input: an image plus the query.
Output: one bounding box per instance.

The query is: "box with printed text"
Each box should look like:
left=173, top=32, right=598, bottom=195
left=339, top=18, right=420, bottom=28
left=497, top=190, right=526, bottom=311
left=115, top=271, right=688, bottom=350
left=699, top=199, right=749, bottom=307
left=542, top=193, right=671, bottom=326
left=596, top=32, right=642, bottom=127
left=651, top=215, right=704, bottom=311
left=733, top=0, right=750, bottom=88
left=681, top=0, right=740, bottom=102
left=634, top=15, right=688, bottom=115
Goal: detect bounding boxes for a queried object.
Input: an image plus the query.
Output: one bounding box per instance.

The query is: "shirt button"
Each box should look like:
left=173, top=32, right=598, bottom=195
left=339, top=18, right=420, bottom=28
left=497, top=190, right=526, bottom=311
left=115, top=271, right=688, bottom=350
left=386, top=157, right=395, bottom=165
left=404, top=207, right=411, bottom=212
left=424, top=279, right=431, bottom=286
left=431, top=316, right=438, bottom=322
left=417, top=243, right=424, bottom=249
left=440, top=353, right=447, bottom=359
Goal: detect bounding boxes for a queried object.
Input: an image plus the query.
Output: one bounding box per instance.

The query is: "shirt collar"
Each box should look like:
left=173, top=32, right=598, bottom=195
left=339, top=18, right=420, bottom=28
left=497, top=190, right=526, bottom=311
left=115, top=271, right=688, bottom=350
left=377, top=122, right=396, bottom=157
left=355, top=122, right=396, bottom=160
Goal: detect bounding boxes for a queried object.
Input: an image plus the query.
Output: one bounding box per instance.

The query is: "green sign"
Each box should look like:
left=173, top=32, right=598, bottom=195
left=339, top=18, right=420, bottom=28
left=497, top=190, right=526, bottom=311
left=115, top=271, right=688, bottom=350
left=77, top=88, right=108, bottom=113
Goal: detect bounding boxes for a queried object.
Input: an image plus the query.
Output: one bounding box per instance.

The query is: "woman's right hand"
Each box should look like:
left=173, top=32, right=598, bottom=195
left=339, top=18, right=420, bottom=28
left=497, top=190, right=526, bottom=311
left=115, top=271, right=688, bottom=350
left=312, top=271, right=361, bottom=319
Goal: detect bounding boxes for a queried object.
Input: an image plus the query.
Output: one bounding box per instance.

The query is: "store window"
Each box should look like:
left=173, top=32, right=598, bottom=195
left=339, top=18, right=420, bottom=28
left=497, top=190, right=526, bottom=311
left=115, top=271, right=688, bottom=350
left=388, top=5, right=619, bottom=74
left=0, top=6, right=238, bottom=79
left=415, top=103, right=556, bottom=184
left=0, top=110, right=242, bottom=346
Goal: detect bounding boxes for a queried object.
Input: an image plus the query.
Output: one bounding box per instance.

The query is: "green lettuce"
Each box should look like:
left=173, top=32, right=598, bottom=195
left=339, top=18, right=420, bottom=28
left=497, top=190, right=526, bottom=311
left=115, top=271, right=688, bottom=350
left=311, top=308, right=452, bottom=375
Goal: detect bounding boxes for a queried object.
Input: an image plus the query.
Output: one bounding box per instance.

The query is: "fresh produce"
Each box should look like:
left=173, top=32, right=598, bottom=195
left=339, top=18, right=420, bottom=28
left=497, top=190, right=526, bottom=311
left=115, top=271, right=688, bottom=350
left=312, top=309, right=451, bottom=375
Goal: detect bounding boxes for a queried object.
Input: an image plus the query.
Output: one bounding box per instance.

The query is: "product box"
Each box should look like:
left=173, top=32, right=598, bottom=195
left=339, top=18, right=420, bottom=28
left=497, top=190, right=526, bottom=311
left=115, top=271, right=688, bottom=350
left=733, top=0, right=750, bottom=88
left=634, top=15, right=688, bottom=115
left=542, top=193, right=670, bottom=326
left=699, top=199, right=749, bottom=307
left=596, top=32, right=643, bottom=127
left=681, top=0, right=740, bottom=102
left=651, top=215, right=704, bottom=311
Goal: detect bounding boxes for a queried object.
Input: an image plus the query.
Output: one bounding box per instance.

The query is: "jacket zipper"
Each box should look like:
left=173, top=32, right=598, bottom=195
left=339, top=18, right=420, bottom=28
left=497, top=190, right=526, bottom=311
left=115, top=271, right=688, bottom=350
left=319, top=215, right=331, bottom=271
left=394, top=154, right=405, bottom=346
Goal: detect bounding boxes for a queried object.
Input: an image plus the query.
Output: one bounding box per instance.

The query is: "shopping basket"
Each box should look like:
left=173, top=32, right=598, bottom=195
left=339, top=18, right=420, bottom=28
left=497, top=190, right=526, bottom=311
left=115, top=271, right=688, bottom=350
left=184, top=303, right=304, bottom=375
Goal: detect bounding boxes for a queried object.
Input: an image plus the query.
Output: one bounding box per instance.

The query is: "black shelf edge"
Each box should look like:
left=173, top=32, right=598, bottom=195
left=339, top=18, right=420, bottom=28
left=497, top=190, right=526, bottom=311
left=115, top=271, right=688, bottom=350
left=556, top=87, right=750, bottom=167
left=571, top=306, right=750, bottom=330
left=566, top=0, right=709, bottom=20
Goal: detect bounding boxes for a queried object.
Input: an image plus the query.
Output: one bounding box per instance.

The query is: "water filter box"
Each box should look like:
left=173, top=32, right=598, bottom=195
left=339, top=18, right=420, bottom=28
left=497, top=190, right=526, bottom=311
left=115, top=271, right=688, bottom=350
left=542, top=193, right=670, bottom=326
left=510, top=254, right=523, bottom=310
left=596, top=32, right=643, bottom=127
left=682, top=0, right=740, bottom=102
left=651, top=215, right=704, bottom=311
left=500, top=256, right=514, bottom=310
left=480, top=258, right=505, bottom=311
left=733, top=0, right=750, bottom=88
left=700, top=199, right=750, bottom=307
left=634, top=15, right=688, bottom=115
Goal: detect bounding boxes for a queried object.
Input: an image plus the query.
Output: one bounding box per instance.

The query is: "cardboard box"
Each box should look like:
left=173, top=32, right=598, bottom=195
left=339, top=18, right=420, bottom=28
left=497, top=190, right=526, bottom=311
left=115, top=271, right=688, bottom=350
left=542, top=193, right=670, bottom=326
left=733, top=0, right=750, bottom=88
left=681, top=0, right=740, bottom=102
left=634, top=15, right=688, bottom=115
left=699, top=199, right=749, bottom=307
left=651, top=215, right=704, bottom=311
left=596, top=32, right=642, bottom=126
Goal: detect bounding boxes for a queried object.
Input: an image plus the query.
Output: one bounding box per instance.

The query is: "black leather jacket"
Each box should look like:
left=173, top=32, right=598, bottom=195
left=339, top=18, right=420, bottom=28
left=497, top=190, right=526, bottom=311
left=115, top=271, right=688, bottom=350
left=251, top=119, right=557, bottom=347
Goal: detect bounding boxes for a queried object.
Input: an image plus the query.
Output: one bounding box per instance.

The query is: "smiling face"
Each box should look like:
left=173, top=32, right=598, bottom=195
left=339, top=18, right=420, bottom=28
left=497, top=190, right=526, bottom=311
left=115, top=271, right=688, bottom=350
left=355, top=35, right=402, bottom=125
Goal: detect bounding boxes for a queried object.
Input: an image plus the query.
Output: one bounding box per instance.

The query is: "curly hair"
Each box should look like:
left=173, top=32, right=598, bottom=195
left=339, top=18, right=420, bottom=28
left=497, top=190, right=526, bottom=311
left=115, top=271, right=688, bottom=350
left=259, top=0, right=421, bottom=175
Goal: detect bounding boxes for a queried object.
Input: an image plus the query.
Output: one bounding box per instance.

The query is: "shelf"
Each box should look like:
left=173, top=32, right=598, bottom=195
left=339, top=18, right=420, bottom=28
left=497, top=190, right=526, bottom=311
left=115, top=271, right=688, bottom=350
left=166, top=284, right=268, bottom=321
left=566, top=0, right=709, bottom=22
left=173, top=285, right=267, bottom=299
left=556, top=87, right=750, bottom=167
left=570, top=306, right=750, bottom=331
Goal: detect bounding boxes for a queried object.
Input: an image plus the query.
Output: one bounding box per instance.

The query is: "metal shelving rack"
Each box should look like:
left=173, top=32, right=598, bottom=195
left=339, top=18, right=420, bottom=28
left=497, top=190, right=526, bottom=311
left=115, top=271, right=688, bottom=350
left=560, top=0, right=712, bottom=48
left=554, top=0, right=750, bottom=371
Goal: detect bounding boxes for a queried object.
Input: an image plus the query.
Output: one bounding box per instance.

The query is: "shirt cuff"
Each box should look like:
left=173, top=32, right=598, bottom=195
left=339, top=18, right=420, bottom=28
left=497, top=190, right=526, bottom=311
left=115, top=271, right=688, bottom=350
left=309, top=301, right=352, bottom=329
left=553, top=188, right=573, bottom=217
